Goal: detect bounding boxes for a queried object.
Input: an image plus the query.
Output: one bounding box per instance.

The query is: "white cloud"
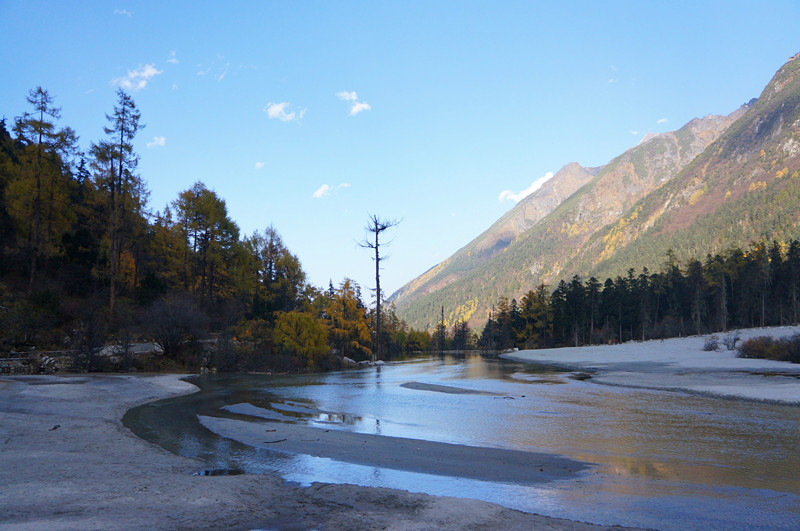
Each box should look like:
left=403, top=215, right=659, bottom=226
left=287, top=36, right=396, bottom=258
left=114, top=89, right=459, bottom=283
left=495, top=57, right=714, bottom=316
left=146, top=136, right=166, bottom=148
left=657, top=118, right=669, bottom=124
left=114, top=9, right=132, bottom=16
left=498, top=172, right=553, bottom=203
left=255, top=162, right=265, bottom=170
left=112, top=64, right=162, bottom=91
left=350, top=102, right=372, bottom=115
left=337, top=90, right=371, bottom=116
left=336, top=91, right=358, bottom=102
left=313, top=184, right=332, bottom=198
left=629, top=130, right=640, bottom=135
left=264, top=102, right=307, bottom=122
left=167, top=50, right=179, bottom=64
left=313, top=183, right=350, bottom=199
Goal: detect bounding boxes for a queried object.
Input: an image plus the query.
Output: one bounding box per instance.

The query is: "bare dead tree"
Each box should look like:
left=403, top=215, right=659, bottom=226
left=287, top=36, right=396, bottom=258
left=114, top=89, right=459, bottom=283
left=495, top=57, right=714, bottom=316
left=359, top=215, right=400, bottom=361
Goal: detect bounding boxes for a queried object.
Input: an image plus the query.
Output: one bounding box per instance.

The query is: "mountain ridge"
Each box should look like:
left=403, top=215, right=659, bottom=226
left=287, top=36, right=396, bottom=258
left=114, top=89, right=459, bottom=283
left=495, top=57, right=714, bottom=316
left=392, top=55, right=800, bottom=331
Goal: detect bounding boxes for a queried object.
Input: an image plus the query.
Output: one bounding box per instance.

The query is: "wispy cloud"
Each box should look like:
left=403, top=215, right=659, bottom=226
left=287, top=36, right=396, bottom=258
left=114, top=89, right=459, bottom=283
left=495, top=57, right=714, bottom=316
left=313, top=183, right=350, bottom=198
left=498, top=172, right=553, bottom=203
left=146, top=136, right=166, bottom=148
left=196, top=57, right=233, bottom=82
left=217, top=63, right=230, bottom=82
left=608, top=65, right=618, bottom=84
left=167, top=50, right=179, bottom=64
left=336, top=90, right=371, bottom=116
left=264, top=102, right=307, bottom=122
left=657, top=118, right=669, bottom=124
left=629, top=130, right=640, bottom=135
left=112, top=64, right=162, bottom=91
left=255, top=162, right=265, bottom=170
left=313, top=184, right=332, bottom=198
left=113, top=9, right=132, bottom=17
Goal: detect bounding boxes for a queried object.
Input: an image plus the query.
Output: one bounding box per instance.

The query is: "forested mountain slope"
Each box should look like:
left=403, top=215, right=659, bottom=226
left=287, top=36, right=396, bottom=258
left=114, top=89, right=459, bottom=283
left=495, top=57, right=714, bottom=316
left=393, top=54, right=800, bottom=331
left=585, top=52, right=800, bottom=281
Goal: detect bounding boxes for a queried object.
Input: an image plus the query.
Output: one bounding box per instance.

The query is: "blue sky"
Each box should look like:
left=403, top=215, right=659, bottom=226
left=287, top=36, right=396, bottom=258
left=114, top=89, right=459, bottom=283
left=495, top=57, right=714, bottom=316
left=3, top=1, right=800, bottom=298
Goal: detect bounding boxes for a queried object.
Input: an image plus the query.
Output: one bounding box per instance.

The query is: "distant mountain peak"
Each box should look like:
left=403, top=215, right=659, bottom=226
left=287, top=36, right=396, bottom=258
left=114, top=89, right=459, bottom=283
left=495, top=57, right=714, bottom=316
left=638, top=132, right=659, bottom=145
left=393, top=53, right=800, bottom=331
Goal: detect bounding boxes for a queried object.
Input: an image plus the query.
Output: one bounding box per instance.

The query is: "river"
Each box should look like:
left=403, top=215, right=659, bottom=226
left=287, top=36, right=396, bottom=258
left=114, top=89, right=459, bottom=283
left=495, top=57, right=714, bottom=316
left=124, top=353, right=800, bottom=530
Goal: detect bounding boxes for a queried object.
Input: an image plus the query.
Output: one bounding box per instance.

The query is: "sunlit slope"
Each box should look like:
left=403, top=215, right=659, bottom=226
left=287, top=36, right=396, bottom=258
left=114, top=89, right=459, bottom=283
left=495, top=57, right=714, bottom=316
left=583, top=52, right=800, bottom=281
left=390, top=162, right=597, bottom=310
left=390, top=54, right=800, bottom=331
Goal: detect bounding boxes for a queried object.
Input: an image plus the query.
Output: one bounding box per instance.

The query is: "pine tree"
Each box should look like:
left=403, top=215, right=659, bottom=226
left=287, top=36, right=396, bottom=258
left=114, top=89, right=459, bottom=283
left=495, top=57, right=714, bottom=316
left=13, top=87, right=78, bottom=293
left=93, top=89, right=145, bottom=315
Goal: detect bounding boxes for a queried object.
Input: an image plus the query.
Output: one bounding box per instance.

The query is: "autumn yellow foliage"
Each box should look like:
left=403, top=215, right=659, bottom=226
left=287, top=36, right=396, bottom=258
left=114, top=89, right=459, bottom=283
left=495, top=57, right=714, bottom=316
left=688, top=188, right=705, bottom=205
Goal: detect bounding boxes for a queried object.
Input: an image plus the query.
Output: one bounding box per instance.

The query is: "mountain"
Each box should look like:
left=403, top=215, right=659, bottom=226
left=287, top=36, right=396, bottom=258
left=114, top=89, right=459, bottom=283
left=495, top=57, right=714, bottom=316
left=583, top=52, right=800, bottom=281
left=391, top=162, right=598, bottom=306
left=392, top=53, right=800, bottom=331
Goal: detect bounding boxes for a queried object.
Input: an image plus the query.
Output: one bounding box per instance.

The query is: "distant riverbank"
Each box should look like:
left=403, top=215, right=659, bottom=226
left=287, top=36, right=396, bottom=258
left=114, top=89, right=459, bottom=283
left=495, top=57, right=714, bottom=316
left=503, top=325, right=800, bottom=403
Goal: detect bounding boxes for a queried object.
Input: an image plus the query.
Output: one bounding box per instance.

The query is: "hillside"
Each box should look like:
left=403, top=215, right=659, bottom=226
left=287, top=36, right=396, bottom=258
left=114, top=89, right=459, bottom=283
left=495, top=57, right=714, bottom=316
left=390, top=162, right=598, bottom=307
left=393, top=53, right=800, bottom=331
left=584, top=52, right=800, bottom=280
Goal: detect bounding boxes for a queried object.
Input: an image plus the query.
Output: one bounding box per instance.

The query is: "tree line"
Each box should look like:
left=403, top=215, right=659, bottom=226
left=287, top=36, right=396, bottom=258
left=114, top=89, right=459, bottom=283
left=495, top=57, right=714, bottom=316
left=0, top=87, right=430, bottom=371
left=474, top=243, right=800, bottom=351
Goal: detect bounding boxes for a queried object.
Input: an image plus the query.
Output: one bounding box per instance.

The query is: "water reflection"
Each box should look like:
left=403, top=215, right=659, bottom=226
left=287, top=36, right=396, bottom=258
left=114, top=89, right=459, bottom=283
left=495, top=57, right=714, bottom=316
left=124, top=354, right=800, bottom=530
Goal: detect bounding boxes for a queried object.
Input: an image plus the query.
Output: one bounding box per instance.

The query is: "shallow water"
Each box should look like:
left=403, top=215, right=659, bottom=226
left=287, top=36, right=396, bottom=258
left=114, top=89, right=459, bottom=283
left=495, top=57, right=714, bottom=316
left=125, top=354, right=800, bottom=530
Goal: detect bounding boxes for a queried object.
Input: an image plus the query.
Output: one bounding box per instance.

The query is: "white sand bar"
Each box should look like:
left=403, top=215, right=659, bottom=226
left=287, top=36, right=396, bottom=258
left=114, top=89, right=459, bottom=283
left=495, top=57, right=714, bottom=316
left=503, top=326, right=800, bottom=403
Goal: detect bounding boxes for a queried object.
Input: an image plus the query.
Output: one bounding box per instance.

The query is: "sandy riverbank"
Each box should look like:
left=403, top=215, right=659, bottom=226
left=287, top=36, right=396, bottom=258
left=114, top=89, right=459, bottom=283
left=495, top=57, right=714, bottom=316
left=503, top=325, right=800, bottom=403
left=0, top=373, right=633, bottom=530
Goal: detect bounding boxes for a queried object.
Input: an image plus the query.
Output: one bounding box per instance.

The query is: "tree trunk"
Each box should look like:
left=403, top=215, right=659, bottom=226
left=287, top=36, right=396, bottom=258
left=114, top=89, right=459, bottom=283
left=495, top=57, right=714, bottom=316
left=374, top=232, right=381, bottom=361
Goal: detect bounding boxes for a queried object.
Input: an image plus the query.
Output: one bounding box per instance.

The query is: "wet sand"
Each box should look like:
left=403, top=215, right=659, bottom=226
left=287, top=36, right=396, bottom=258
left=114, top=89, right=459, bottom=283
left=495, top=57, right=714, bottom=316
left=399, top=381, right=501, bottom=395
left=200, top=408, right=589, bottom=484
left=0, top=374, right=633, bottom=530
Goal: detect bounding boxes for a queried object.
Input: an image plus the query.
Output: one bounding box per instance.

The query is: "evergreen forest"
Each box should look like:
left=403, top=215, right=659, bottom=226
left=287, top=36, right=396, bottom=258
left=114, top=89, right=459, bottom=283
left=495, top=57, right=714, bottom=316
left=0, top=88, right=431, bottom=372
left=474, top=244, right=800, bottom=351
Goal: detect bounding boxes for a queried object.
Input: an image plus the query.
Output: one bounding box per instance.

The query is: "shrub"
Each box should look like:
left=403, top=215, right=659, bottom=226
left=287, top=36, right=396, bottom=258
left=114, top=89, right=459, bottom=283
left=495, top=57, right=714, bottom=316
left=146, top=294, right=209, bottom=358
left=738, top=334, right=800, bottom=363
left=722, top=331, right=741, bottom=351
left=70, top=306, right=107, bottom=372
left=703, top=335, right=719, bottom=351
left=737, top=336, right=773, bottom=359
